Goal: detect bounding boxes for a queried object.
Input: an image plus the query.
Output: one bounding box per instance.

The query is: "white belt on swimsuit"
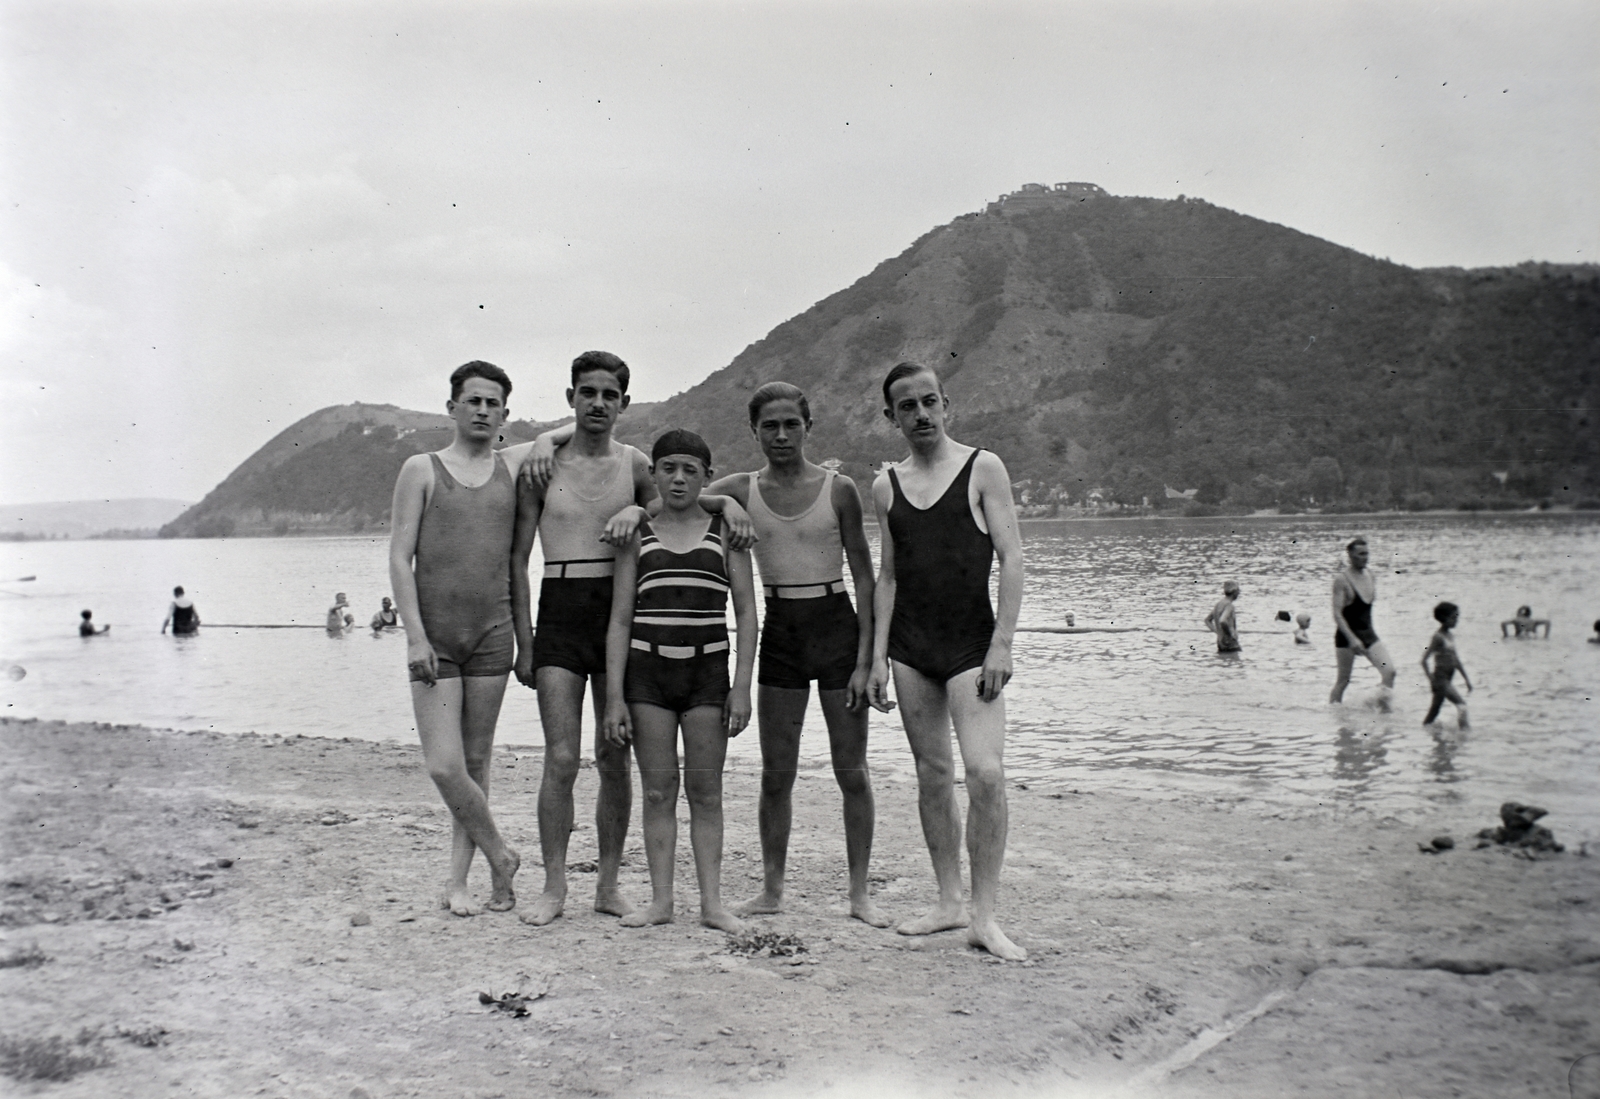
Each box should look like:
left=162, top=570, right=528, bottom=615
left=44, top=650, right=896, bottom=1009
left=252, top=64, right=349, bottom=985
left=763, top=579, right=847, bottom=600
left=543, top=558, right=615, bottom=579
left=630, top=638, right=730, bottom=659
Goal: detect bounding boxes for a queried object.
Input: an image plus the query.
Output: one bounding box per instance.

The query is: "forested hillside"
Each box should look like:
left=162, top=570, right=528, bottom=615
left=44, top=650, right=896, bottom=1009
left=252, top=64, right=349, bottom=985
left=164, top=187, right=1599, bottom=536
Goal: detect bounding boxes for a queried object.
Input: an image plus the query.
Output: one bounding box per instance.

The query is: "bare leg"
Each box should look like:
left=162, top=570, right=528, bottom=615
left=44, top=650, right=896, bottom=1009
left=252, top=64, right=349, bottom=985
left=588, top=675, right=636, bottom=917
left=945, top=668, right=1025, bottom=961
left=1329, top=647, right=1356, bottom=703
left=891, top=662, right=968, bottom=937
left=1365, top=641, right=1397, bottom=700
left=523, top=666, right=586, bottom=926
left=412, top=676, right=519, bottom=917
left=737, top=685, right=807, bottom=917
left=681, top=705, right=744, bottom=933
left=818, top=688, right=887, bottom=927
left=621, top=703, right=680, bottom=928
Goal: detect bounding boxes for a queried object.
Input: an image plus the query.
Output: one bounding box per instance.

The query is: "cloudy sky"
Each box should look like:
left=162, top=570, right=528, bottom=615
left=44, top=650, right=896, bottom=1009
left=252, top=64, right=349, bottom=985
left=3, top=0, right=1594, bottom=505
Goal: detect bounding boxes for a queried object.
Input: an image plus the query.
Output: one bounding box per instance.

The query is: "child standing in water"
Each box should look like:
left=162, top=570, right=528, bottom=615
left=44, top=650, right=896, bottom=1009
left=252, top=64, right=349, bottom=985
left=1421, top=602, right=1472, bottom=728
left=603, top=430, right=757, bottom=932
left=1293, top=613, right=1312, bottom=645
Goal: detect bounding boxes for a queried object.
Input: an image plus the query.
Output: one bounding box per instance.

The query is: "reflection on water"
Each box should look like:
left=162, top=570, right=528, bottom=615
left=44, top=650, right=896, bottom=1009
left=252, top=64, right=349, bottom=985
left=2, top=514, right=1597, bottom=841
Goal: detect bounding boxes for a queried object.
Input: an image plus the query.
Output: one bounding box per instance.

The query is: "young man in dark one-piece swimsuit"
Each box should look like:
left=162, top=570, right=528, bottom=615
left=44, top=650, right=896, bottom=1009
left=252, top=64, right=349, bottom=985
left=866, top=362, right=1027, bottom=961
left=389, top=360, right=524, bottom=917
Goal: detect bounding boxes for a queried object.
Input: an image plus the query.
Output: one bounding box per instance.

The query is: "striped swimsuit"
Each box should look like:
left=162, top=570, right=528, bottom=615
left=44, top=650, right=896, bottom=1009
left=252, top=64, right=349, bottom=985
left=624, top=515, right=732, bottom=713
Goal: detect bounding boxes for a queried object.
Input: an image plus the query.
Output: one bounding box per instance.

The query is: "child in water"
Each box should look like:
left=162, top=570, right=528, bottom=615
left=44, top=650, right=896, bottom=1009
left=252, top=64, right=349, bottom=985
left=1421, top=602, right=1472, bottom=728
left=1293, top=612, right=1312, bottom=645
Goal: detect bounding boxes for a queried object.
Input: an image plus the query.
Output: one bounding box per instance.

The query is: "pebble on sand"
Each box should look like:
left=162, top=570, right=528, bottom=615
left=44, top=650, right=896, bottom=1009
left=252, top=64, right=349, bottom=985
left=350, top=911, right=372, bottom=927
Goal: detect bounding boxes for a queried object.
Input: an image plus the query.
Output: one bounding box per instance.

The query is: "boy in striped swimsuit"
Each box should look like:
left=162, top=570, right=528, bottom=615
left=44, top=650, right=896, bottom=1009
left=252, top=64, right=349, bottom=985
left=602, top=430, right=758, bottom=932
left=701, top=382, right=888, bottom=927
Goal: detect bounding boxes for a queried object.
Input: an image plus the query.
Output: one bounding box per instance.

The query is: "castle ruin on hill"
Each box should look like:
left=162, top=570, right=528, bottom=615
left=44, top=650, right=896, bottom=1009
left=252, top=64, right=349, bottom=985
left=986, top=181, right=1108, bottom=215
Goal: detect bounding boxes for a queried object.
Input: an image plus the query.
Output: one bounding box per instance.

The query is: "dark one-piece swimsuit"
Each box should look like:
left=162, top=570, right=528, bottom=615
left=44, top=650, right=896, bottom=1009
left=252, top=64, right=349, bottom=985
left=1334, top=582, right=1379, bottom=649
left=886, top=450, right=996, bottom=681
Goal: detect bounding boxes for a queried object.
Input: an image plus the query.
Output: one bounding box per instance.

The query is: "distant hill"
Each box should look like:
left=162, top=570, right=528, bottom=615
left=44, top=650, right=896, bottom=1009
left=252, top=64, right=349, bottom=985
left=611, top=184, right=1598, bottom=512
left=2, top=498, right=192, bottom=540
left=164, top=186, right=1599, bottom=537
left=159, top=403, right=570, bottom=538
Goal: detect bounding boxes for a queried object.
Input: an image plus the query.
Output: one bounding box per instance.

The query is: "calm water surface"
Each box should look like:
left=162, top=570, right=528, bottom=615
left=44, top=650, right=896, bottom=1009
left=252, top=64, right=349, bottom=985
left=2, top=515, right=1596, bottom=840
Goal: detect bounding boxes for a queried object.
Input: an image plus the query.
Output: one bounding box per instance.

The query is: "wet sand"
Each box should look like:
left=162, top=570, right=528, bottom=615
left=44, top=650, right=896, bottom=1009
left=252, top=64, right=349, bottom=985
left=1, top=717, right=1595, bottom=1098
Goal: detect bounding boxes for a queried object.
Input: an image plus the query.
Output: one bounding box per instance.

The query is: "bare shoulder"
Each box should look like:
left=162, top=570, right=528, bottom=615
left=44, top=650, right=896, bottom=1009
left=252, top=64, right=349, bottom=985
left=831, top=471, right=864, bottom=509
left=397, top=452, right=434, bottom=482
left=498, top=440, right=536, bottom=467
left=870, top=468, right=894, bottom=508
left=972, top=450, right=1013, bottom=497
left=707, top=471, right=750, bottom=505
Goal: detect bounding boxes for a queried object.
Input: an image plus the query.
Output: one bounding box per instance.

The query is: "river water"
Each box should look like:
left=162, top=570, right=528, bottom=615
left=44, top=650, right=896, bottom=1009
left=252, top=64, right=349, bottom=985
left=2, top=514, right=1596, bottom=841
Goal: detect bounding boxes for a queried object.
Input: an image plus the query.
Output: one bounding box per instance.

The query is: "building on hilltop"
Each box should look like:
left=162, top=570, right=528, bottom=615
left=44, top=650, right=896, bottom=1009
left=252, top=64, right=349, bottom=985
left=986, top=181, right=1108, bottom=215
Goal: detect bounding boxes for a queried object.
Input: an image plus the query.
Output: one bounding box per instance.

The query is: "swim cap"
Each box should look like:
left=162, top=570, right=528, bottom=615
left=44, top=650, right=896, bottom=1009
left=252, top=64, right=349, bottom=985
left=651, top=429, right=713, bottom=468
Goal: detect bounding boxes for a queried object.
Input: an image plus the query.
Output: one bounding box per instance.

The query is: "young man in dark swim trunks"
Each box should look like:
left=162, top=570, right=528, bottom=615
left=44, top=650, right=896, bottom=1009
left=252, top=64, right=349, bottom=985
left=698, top=382, right=888, bottom=927
left=1329, top=536, right=1396, bottom=704
left=866, top=362, right=1027, bottom=961
left=389, top=360, right=522, bottom=918
left=515, top=355, right=756, bottom=927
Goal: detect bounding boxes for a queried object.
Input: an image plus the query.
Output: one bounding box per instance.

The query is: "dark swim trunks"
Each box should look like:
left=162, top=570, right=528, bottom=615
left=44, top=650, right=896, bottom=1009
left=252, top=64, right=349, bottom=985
left=532, top=576, right=613, bottom=678
left=624, top=649, right=730, bottom=713
left=758, top=591, right=859, bottom=691
left=411, top=619, right=514, bottom=681
left=1334, top=628, right=1380, bottom=649
left=1334, top=586, right=1378, bottom=648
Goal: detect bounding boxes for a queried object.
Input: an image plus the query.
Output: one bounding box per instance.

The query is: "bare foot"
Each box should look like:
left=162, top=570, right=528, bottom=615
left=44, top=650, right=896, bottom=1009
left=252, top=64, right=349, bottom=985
left=968, top=919, right=1027, bottom=961
left=735, top=891, right=783, bottom=918
left=440, top=886, right=482, bottom=918
left=621, top=899, right=674, bottom=928
left=700, top=905, right=745, bottom=934
left=487, top=847, right=520, bottom=912
left=517, top=890, right=565, bottom=926
left=593, top=886, right=637, bottom=918
left=849, top=895, right=892, bottom=928
left=897, top=902, right=968, bottom=936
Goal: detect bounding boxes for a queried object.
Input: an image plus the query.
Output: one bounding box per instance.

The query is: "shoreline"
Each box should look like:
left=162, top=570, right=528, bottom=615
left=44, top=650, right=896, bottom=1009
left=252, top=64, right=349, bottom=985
left=3, top=717, right=1596, bottom=1098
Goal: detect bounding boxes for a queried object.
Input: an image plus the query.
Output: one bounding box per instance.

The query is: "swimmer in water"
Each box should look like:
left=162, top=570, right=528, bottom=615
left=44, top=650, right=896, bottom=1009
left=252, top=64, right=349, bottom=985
left=1421, top=602, right=1472, bottom=728
left=1589, top=620, right=1600, bottom=645
left=162, top=586, right=199, bottom=635
left=1204, top=581, right=1242, bottom=653
left=370, top=596, right=400, bottom=632
left=1500, top=606, right=1551, bottom=639
left=1293, top=612, right=1312, bottom=645
left=1329, top=538, right=1395, bottom=704
left=326, top=592, right=355, bottom=633
left=78, top=610, right=110, bottom=637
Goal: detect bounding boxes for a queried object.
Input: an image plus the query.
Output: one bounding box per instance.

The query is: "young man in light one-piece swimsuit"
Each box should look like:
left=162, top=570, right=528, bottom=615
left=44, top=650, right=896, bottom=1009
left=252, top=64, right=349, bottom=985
left=389, top=360, right=524, bottom=917
left=866, top=361, right=1027, bottom=961
left=699, top=382, right=889, bottom=927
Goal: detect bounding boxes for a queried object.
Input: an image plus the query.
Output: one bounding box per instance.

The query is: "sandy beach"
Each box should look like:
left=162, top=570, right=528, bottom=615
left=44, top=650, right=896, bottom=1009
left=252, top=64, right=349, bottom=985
left=1, top=716, right=1595, bottom=1098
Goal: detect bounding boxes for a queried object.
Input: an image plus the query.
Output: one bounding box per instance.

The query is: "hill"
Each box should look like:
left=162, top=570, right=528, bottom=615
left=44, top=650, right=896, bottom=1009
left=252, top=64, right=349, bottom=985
left=2, top=498, right=192, bottom=540
left=611, top=184, right=1598, bottom=512
left=158, top=404, right=561, bottom=538
left=165, top=186, right=1600, bottom=536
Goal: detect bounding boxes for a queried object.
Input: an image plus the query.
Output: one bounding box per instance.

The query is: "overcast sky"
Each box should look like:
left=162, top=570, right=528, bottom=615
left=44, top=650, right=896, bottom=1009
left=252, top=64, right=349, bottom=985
left=3, top=0, right=1595, bottom=505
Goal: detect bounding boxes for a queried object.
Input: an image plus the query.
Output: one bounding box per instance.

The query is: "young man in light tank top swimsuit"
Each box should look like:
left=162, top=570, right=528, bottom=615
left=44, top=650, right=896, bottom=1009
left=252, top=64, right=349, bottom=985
left=696, top=382, right=890, bottom=927
left=389, top=360, right=524, bottom=918
left=867, top=362, right=1028, bottom=961
left=512, top=352, right=755, bottom=927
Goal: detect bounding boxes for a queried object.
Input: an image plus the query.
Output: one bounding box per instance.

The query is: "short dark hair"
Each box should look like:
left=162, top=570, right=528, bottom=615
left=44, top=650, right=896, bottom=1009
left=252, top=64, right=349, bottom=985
left=450, top=360, right=512, bottom=402
left=881, top=361, right=940, bottom=407
left=1346, top=537, right=1367, bottom=553
left=571, top=350, right=630, bottom=393
left=748, top=382, right=811, bottom=428
left=1433, top=601, right=1458, bottom=624
left=173, top=586, right=184, bottom=597
left=81, top=609, right=92, bottom=619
